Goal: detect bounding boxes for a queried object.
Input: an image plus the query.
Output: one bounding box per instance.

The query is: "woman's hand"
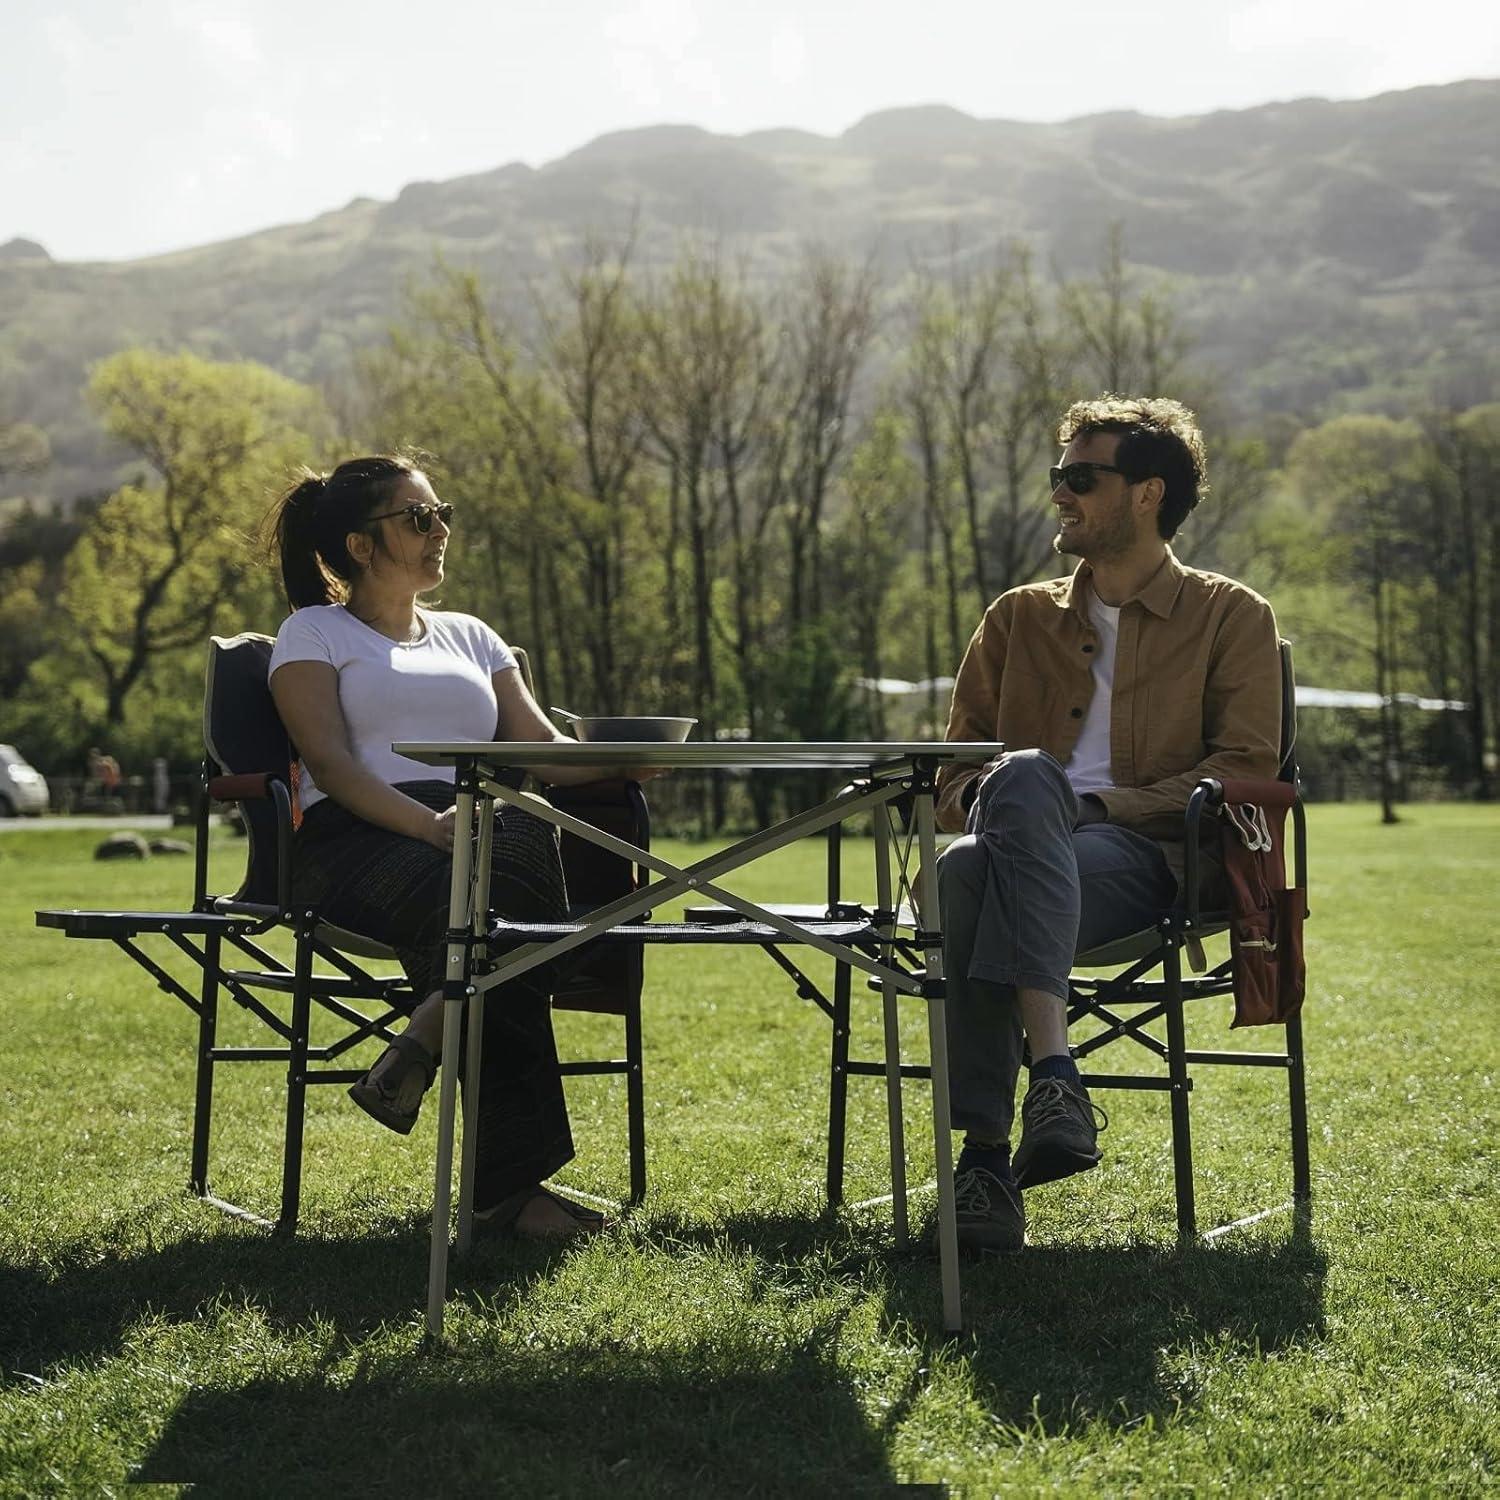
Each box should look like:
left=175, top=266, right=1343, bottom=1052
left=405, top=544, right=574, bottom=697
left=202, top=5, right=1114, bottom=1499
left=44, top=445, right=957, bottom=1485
left=421, top=806, right=457, bottom=852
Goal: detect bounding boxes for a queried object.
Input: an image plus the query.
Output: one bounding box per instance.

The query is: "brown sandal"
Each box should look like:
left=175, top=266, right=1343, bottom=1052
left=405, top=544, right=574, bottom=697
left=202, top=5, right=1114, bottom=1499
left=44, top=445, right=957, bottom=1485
left=473, top=1186, right=612, bottom=1241
left=347, top=1034, right=437, bottom=1135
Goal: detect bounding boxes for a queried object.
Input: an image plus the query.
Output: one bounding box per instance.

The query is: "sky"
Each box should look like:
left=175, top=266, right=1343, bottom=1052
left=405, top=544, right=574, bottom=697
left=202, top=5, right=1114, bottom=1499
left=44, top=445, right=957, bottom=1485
left=4, top=0, right=1497, bottom=264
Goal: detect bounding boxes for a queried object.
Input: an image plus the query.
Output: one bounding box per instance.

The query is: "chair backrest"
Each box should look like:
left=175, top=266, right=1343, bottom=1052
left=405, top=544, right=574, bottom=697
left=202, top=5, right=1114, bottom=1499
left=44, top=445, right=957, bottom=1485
left=203, top=632, right=290, bottom=906
left=1278, top=638, right=1298, bottom=785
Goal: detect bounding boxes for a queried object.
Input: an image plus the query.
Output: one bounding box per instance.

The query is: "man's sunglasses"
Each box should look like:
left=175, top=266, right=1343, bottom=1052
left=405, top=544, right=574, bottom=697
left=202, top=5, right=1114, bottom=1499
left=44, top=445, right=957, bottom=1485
left=1048, top=462, right=1130, bottom=495
left=366, top=502, right=455, bottom=534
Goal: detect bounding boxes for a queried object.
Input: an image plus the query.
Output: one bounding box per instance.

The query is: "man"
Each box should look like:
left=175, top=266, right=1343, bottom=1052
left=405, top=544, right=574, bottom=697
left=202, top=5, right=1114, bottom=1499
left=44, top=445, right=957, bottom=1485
left=935, top=395, right=1281, bottom=1252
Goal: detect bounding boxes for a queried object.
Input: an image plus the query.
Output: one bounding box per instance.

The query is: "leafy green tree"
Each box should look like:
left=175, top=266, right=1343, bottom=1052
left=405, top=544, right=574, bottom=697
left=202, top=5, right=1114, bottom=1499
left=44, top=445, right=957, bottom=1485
left=0, top=421, right=49, bottom=483
left=1286, top=414, right=1426, bottom=821
left=61, top=349, right=322, bottom=732
left=833, top=409, right=918, bottom=738
left=1059, top=223, right=1193, bottom=397
left=1425, top=404, right=1500, bottom=795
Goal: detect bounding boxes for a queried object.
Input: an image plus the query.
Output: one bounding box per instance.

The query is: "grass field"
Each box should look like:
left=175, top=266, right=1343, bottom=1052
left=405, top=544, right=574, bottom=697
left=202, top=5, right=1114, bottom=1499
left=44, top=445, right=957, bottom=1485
left=1, top=804, right=1497, bottom=1496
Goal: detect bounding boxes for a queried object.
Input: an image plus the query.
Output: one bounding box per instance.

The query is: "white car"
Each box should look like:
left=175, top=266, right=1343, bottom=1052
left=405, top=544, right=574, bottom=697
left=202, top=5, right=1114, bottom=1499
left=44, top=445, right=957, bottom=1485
left=0, top=744, right=49, bottom=816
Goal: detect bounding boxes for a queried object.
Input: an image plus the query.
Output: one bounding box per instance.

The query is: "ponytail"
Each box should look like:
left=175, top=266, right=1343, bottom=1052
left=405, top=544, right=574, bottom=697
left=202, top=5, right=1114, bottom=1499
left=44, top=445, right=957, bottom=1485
left=267, top=455, right=421, bottom=610
left=275, top=474, right=335, bottom=608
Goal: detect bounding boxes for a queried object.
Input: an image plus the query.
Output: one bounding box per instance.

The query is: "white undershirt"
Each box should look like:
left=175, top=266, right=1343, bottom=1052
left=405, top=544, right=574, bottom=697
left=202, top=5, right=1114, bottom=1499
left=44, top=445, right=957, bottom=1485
left=1066, top=589, right=1121, bottom=797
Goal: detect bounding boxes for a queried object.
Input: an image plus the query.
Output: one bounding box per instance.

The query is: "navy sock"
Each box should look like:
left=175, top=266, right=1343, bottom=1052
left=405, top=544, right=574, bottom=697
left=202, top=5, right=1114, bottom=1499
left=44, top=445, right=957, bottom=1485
left=1030, top=1053, right=1081, bottom=1085
left=957, top=1138, right=1013, bottom=1182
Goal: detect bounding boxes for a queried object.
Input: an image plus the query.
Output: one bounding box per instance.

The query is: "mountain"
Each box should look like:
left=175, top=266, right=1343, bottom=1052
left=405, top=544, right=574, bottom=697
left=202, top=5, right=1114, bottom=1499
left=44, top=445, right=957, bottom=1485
left=2, top=79, right=1497, bottom=502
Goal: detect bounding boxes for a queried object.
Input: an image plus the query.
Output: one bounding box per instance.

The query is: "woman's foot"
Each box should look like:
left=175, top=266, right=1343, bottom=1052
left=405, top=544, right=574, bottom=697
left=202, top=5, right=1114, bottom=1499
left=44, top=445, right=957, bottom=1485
left=473, top=1185, right=613, bottom=1241
left=347, top=1033, right=437, bottom=1135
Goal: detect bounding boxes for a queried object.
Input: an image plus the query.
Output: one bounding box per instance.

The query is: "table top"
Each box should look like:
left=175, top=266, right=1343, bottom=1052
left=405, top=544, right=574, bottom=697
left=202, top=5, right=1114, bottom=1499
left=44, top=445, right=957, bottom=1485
left=393, top=740, right=1005, bottom=772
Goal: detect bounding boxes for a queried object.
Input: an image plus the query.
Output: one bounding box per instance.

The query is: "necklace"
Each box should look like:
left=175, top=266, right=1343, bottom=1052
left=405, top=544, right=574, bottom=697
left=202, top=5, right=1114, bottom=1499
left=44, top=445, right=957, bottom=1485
left=347, top=603, right=425, bottom=647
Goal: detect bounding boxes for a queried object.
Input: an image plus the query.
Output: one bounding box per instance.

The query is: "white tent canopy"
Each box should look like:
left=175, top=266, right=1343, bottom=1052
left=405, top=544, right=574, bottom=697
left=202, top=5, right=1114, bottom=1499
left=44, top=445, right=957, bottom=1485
left=856, top=677, right=1468, bottom=712
left=1291, top=687, right=1468, bottom=712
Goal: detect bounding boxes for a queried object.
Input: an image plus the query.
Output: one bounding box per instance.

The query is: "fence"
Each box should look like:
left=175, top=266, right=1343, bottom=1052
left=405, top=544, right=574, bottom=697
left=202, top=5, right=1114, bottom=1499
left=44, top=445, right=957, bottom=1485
left=44, top=772, right=202, bottom=820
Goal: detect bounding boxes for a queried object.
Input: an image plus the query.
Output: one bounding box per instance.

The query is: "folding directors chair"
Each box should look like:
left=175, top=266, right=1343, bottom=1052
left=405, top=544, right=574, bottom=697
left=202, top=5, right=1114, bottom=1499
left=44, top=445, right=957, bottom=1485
left=824, top=640, right=1309, bottom=1240
left=36, top=632, right=651, bottom=1230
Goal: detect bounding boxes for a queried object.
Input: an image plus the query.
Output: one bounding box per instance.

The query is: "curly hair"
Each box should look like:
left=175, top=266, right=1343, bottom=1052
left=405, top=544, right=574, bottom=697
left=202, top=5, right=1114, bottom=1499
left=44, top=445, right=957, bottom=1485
left=1057, top=395, right=1208, bottom=540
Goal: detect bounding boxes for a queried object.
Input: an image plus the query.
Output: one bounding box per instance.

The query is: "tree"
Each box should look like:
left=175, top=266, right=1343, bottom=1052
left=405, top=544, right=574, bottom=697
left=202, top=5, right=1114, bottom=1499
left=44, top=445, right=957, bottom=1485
left=1286, top=415, right=1426, bottom=822
left=61, top=350, right=321, bottom=732
left=776, top=249, right=880, bottom=633
left=1426, top=405, right=1500, bottom=796
left=359, top=276, right=584, bottom=709
left=0, top=421, right=49, bottom=483
left=901, top=243, right=1062, bottom=729
left=1059, top=223, right=1192, bottom=396
left=402, top=247, right=661, bottom=718
left=833, top=410, right=918, bottom=738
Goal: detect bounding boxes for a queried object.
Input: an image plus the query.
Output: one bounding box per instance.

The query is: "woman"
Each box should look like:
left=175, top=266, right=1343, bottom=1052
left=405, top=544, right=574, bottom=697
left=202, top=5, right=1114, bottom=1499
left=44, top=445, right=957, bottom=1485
left=268, top=453, right=614, bottom=1241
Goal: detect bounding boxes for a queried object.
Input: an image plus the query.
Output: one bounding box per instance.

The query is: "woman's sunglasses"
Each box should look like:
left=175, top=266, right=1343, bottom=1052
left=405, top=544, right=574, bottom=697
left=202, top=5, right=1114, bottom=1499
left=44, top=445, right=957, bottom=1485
left=1048, top=462, right=1129, bottom=496
left=367, top=502, right=455, bottom=534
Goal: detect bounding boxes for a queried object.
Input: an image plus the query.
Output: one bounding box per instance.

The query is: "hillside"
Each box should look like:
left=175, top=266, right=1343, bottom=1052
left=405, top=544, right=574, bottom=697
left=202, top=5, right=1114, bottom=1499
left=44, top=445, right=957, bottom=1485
left=2, top=78, right=1497, bottom=501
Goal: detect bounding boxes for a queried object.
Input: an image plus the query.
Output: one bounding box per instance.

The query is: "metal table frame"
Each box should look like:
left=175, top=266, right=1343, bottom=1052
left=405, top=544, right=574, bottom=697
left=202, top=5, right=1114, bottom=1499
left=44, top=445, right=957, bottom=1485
left=393, top=739, right=1003, bottom=1339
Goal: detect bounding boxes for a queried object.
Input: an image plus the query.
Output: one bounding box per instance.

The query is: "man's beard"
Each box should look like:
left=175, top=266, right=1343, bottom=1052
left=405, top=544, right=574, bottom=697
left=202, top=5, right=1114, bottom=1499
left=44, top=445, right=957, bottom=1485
left=1055, top=506, right=1136, bottom=560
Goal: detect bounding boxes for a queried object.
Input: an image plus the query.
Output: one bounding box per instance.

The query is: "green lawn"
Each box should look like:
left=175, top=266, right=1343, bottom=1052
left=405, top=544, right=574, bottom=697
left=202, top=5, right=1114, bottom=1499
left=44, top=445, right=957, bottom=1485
left=1, top=805, right=1496, bottom=1495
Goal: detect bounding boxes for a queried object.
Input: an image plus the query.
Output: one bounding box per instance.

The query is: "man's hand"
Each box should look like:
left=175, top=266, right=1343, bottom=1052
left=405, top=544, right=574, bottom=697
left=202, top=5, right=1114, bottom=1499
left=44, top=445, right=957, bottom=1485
left=1075, top=794, right=1107, bottom=827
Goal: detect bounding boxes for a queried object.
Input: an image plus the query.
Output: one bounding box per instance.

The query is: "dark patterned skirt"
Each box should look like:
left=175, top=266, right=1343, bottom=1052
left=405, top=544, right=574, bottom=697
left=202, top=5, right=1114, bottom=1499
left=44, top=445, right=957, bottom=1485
left=292, top=779, right=573, bottom=1208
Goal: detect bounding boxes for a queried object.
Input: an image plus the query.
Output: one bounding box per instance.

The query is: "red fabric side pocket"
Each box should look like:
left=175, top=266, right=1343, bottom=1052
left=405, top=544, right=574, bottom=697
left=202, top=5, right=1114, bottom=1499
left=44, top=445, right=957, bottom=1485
left=1230, top=883, right=1307, bottom=1028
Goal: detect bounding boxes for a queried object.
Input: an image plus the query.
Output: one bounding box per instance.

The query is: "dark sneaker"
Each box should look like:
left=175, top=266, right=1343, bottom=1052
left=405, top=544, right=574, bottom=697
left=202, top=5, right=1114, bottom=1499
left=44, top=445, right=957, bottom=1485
left=953, top=1166, right=1026, bottom=1253
left=1012, top=1076, right=1107, bottom=1189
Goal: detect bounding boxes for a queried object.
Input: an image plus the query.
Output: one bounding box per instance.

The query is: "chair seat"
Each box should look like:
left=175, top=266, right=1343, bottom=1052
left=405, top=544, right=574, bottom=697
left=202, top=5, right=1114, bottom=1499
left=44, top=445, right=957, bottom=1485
left=1074, top=916, right=1231, bottom=969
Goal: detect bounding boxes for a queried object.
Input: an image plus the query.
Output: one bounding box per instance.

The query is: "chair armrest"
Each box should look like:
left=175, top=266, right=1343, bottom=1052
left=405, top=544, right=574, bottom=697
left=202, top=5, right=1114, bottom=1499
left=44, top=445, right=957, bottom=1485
left=1198, top=777, right=1297, bottom=811
left=208, top=772, right=277, bottom=802
left=1183, top=775, right=1304, bottom=926
left=205, top=772, right=295, bottom=916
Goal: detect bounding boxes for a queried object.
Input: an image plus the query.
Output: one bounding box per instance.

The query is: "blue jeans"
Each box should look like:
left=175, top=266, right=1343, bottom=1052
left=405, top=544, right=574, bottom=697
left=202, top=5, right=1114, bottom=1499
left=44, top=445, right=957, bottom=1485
left=937, top=750, right=1176, bottom=1145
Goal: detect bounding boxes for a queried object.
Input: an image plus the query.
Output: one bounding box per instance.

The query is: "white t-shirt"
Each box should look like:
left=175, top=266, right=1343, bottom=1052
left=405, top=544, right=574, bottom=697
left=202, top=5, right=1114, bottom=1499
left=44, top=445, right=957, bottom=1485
left=1065, top=590, right=1121, bottom=797
left=268, top=604, right=518, bottom=811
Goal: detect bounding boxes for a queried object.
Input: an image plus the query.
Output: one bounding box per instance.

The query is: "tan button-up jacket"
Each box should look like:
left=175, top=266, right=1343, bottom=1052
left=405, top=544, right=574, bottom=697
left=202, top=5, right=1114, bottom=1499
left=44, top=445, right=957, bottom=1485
left=937, top=548, right=1282, bottom=886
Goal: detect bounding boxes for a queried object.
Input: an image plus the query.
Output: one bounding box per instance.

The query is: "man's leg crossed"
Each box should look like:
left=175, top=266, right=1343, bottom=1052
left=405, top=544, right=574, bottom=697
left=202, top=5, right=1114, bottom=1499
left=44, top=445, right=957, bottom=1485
left=938, top=752, right=1176, bottom=1243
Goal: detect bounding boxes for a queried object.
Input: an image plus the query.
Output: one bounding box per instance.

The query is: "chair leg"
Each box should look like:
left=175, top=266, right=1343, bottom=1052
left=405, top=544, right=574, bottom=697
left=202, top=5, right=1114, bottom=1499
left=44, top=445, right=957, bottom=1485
left=1162, top=941, right=1196, bottom=1240
left=625, top=989, right=647, bottom=1206
left=278, top=923, right=314, bottom=1234
left=189, top=933, right=220, bottom=1198
left=1287, top=1011, right=1311, bottom=1205
left=826, top=959, right=851, bottom=1208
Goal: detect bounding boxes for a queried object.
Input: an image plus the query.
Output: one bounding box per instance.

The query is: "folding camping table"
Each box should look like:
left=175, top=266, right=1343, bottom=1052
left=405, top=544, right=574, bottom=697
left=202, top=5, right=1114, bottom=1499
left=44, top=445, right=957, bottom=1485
left=393, top=739, right=1004, bottom=1339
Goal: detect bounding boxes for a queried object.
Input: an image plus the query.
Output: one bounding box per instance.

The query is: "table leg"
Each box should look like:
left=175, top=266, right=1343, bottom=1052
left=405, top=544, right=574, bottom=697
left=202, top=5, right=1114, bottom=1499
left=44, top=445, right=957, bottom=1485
left=457, top=792, right=496, bottom=1257
left=426, top=785, right=477, bottom=1343
left=915, top=786, right=962, bottom=1333
left=872, top=796, right=909, bottom=1246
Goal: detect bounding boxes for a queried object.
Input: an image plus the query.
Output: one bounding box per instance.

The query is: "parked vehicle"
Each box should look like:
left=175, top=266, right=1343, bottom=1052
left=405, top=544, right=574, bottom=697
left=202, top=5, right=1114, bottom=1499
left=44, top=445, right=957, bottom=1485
left=0, top=744, right=49, bottom=816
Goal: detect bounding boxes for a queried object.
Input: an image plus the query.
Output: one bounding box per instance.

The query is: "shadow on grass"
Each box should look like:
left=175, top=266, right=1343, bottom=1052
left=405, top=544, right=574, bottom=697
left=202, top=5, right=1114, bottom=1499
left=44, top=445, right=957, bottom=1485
left=130, top=1346, right=914, bottom=1496
left=0, top=1217, right=544, bottom=1375
left=1, top=1214, right=916, bottom=1494
left=3, top=1200, right=1325, bottom=1482
left=635, top=1201, right=1328, bottom=1434
left=950, top=1216, right=1328, bottom=1432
